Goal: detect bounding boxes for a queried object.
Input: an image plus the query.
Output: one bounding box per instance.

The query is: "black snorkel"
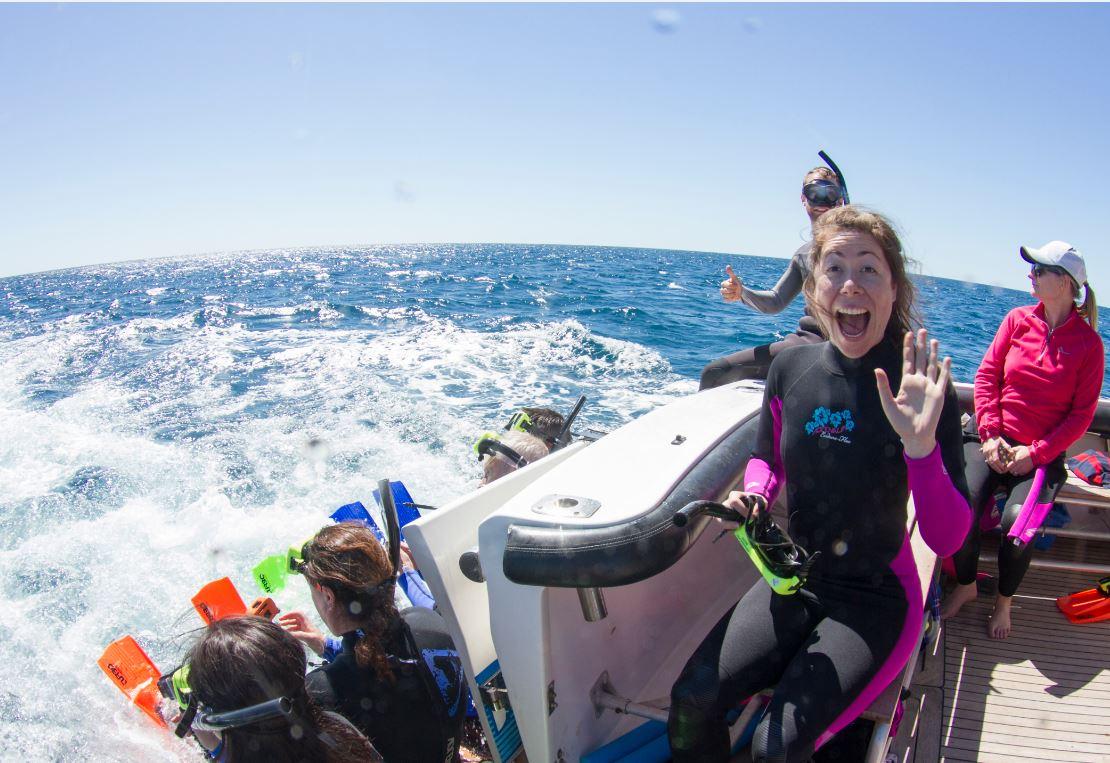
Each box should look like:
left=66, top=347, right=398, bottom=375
left=818, top=150, right=850, bottom=204
left=377, top=478, right=402, bottom=579
left=475, top=435, right=529, bottom=468
left=190, top=696, right=298, bottom=734
left=551, top=395, right=587, bottom=452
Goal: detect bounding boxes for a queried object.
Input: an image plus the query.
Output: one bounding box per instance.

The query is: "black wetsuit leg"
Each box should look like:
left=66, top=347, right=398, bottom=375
left=668, top=576, right=908, bottom=763
left=952, top=441, right=1005, bottom=586
left=996, top=455, right=1067, bottom=596
left=699, top=328, right=823, bottom=391
left=953, top=446, right=1067, bottom=594
left=699, top=344, right=774, bottom=390
left=668, top=582, right=819, bottom=762
left=749, top=577, right=907, bottom=763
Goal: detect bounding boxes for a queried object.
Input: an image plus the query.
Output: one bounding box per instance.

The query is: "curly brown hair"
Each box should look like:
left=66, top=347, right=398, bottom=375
left=802, top=205, right=922, bottom=343
left=301, top=522, right=400, bottom=681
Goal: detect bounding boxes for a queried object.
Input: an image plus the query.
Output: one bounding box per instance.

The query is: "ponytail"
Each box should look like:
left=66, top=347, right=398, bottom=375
left=301, top=523, right=401, bottom=682
left=1078, top=283, right=1098, bottom=332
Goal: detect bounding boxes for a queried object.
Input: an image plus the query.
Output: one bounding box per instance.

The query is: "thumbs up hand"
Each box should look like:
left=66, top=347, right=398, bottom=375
left=720, top=265, right=744, bottom=303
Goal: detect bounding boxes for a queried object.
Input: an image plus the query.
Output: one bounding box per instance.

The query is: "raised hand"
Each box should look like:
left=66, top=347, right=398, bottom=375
left=875, top=329, right=952, bottom=459
left=277, top=610, right=327, bottom=656
left=720, top=265, right=744, bottom=302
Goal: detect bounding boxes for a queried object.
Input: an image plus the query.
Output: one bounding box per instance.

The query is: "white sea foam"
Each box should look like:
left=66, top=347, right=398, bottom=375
left=0, top=295, right=695, bottom=758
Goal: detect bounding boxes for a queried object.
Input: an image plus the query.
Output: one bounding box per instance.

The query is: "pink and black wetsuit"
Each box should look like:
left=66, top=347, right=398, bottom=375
left=669, top=339, right=970, bottom=763
left=952, top=303, right=1103, bottom=595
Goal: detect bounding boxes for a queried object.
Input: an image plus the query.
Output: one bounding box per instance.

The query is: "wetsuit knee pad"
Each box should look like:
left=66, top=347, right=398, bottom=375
left=668, top=664, right=731, bottom=760
left=750, top=718, right=793, bottom=763
left=750, top=707, right=817, bottom=763
left=667, top=701, right=710, bottom=752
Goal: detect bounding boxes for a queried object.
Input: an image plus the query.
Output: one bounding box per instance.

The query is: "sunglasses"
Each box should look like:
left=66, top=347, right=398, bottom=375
left=802, top=180, right=843, bottom=208
left=1031, top=264, right=1068, bottom=278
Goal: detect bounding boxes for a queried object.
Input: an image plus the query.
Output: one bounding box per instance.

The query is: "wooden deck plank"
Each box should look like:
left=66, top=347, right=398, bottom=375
left=890, top=685, right=943, bottom=763
left=940, top=552, right=1110, bottom=762
left=944, top=635, right=1110, bottom=665
left=943, top=722, right=1110, bottom=748
left=943, top=686, right=1108, bottom=716
left=939, top=667, right=1110, bottom=694
left=941, top=738, right=1107, bottom=762
left=913, top=625, right=945, bottom=689
left=942, top=731, right=1110, bottom=758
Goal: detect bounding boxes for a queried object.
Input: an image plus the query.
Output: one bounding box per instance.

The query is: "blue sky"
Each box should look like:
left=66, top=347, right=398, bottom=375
left=2, top=3, right=1108, bottom=292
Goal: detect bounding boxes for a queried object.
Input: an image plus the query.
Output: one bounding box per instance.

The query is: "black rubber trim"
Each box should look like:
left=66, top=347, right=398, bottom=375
left=502, top=413, right=760, bottom=588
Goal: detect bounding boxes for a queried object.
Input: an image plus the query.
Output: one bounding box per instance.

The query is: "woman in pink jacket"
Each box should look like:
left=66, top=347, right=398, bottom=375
left=943, top=241, right=1103, bottom=638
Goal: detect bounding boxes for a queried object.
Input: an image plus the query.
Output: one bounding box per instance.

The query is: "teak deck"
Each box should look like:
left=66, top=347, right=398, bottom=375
left=891, top=533, right=1110, bottom=762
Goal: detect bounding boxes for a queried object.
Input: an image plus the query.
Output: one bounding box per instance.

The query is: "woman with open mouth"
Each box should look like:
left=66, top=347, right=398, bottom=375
left=668, top=206, right=972, bottom=762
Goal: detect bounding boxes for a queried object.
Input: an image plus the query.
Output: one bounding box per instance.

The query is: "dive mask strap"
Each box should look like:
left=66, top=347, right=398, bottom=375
left=175, top=694, right=200, bottom=738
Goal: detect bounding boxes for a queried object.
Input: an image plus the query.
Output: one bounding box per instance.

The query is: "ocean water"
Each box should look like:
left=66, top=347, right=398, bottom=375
left=1, top=243, right=1107, bottom=760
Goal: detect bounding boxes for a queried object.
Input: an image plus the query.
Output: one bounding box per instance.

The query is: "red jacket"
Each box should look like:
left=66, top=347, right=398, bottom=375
left=975, top=303, right=1104, bottom=466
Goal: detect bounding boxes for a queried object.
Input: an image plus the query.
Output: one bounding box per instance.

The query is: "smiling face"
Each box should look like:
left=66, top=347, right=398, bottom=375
left=813, top=231, right=896, bottom=358
left=800, top=169, right=842, bottom=224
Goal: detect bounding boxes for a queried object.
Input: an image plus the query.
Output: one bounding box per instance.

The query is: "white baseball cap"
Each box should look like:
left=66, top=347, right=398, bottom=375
left=1020, top=240, right=1087, bottom=286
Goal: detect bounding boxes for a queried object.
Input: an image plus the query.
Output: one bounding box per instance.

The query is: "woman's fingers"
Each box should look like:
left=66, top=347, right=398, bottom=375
left=874, top=367, right=900, bottom=427
left=901, top=331, right=914, bottom=378
left=927, top=339, right=939, bottom=382
left=915, top=329, right=929, bottom=375
left=936, top=355, right=951, bottom=390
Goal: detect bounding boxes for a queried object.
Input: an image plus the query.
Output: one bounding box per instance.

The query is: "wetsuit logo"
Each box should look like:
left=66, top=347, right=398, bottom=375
left=804, top=406, right=855, bottom=444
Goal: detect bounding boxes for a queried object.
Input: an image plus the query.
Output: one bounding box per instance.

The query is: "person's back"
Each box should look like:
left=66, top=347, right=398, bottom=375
left=308, top=606, right=467, bottom=763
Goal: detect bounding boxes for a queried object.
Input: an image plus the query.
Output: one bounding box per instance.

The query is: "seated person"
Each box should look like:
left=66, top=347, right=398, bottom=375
left=179, top=615, right=380, bottom=762
left=477, top=429, right=550, bottom=485
left=278, top=522, right=467, bottom=763
left=943, top=241, right=1102, bottom=639
left=669, top=206, right=970, bottom=761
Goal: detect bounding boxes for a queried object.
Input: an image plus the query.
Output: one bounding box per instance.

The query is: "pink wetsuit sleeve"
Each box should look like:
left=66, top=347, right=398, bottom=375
left=743, top=457, right=781, bottom=506
left=743, top=397, right=785, bottom=505
left=905, top=443, right=971, bottom=557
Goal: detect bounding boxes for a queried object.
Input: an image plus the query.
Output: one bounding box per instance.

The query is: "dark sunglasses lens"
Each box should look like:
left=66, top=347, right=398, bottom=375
left=804, top=183, right=840, bottom=206
left=1032, top=264, right=1064, bottom=277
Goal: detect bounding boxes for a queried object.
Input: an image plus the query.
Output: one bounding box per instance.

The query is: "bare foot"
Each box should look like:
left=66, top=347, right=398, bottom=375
left=988, top=596, right=1013, bottom=639
left=941, top=582, right=978, bottom=620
